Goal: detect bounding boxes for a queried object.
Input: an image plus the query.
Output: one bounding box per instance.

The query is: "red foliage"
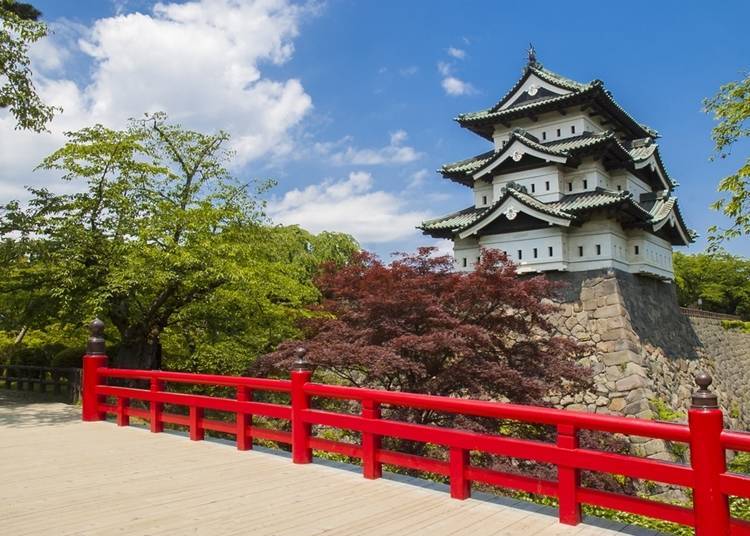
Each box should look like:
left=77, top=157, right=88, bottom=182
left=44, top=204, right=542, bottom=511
left=254, top=248, right=590, bottom=406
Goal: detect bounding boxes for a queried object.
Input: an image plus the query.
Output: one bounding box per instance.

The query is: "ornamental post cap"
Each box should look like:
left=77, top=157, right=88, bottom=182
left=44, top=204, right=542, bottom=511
left=292, top=346, right=313, bottom=372
left=692, top=371, right=718, bottom=409
left=86, top=318, right=106, bottom=356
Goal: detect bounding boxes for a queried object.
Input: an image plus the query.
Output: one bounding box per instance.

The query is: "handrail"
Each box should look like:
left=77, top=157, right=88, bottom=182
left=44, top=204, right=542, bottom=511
left=76, top=317, right=750, bottom=536
left=98, top=367, right=291, bottom=392
left=304, top=382, right=691, bottom=442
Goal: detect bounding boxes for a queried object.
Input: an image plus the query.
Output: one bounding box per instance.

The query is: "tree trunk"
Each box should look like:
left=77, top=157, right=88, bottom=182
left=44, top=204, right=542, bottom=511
left=14, top=325, right=28, bottom=345
left=113, top=330, right=162, bottom=370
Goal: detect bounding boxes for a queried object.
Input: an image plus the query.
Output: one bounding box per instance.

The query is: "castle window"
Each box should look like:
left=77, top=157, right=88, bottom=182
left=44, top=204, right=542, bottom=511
left=617, top=185, right=622, bottom=191
left=542, top=131, right=547, bottom=140
left=482, top=195, right=487, bottom=205
left=533, top=248, right=538, bottom=258
left=583, top=179, right=588, bottom=189
left=571, top=125, right=576, bottom=134
left=517, top=250, right=523, bottom=260
left=634, top=245, right=640, bottom=255
left=462, top=258, right=467, bottom=267
left=548, top=246, right=553, bottom=256
left=578, top=246, right=584, bottom=257
left=545, top=181, right=550, bottom=191
left=556, top=128, right=561, bottom=137
left=568, top=182, right=573, bottom=192
left=477, top=256, right=481, bottom=264
left=596, top=244, right=602, bottom=255
left=531, top=183, right=535, bottom=193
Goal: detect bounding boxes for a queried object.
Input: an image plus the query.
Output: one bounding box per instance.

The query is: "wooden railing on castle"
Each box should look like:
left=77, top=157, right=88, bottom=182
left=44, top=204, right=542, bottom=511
left=80, top=320, right=750, bottom=536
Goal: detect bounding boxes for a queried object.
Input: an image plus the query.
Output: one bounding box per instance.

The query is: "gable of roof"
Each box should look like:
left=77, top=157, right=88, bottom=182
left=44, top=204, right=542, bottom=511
left=457, top=80, right=658, bottom=141
left=419, top=188, right=672, bottom=239
left=487, top=62, right=590, bottom=113
left=440, top=130, right=630, bottom=184
left=628, top=140, right=677, bottom=189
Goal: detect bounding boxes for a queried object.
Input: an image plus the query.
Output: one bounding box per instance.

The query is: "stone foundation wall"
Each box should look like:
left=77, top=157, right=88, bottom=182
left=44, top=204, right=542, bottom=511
left=547, top=268, right=750, bottom=462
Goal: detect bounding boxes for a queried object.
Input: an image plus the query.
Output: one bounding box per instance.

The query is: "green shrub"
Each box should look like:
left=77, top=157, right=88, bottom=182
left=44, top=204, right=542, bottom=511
left=51, top=347, right=85, bottom=369
left=722, top=320, right=750, bottom=333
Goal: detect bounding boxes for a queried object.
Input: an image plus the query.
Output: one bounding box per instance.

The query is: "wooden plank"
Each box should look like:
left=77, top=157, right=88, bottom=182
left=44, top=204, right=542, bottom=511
left=0, top=394, right=657, bottom=535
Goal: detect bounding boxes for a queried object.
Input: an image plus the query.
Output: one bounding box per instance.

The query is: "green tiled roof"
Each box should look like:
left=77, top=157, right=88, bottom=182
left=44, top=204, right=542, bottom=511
left=628, top=142, right=678, bottom=188
left=441, top=150, right=495, bottom=176
left=441, top=131, right=624, bottom=180
left=420, top=188, right=632, bottom=233
left=648, top=196, right=676, bottom=222
left=420, top=186, right=693, bottom=244
left=419, top=206, right=484, bottom=233
left=456, top=63, right=658, bottom=141
left=483, top=63, right=590, bottom=114
left=552, top=189, right=631, bottom=213
left=629, top=143, right=657, bottom=161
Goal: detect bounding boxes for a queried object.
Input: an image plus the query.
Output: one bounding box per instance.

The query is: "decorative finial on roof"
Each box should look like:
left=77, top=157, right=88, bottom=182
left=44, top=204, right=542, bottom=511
left=527, top=43, right=537, bottom=66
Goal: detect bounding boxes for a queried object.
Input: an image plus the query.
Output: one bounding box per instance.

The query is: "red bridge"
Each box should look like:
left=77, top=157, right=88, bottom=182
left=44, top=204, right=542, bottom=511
left=3, top=320, right=750, bottom=535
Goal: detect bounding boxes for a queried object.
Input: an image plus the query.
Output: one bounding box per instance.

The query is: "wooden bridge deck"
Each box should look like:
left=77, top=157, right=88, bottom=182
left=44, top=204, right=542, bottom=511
left=0, top=392, right=658, bottom=536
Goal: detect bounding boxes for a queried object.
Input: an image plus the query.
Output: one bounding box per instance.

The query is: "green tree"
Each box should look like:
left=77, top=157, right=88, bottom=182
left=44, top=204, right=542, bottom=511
left=0, top=113, right=359, bottom=369
left=0, top=0, right=59, bottom=131
left=704, top=74, right=750, bottom=248
left=673, top=251, right=750, bottom=318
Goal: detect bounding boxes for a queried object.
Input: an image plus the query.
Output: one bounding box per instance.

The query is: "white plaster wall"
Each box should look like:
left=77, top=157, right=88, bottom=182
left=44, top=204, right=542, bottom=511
left=610, top=170, right=653, bottom=198
left=490, top=166, right=563, bottom=202
left=561, top=159, right=611, bottom=193
left=473, top=183, right=493, bottom=208
left=626, top=229, right=674, bottom=277
left=492, top=112, right=605, bottom=149
left=454, top=237, right=480, bottom=272
left=479, top=228, right=568, bottom=273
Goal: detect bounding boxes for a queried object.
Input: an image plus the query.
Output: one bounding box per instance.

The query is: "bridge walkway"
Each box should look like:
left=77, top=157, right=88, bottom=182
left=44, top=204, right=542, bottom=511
left=0, top=392, right=658, bottom=536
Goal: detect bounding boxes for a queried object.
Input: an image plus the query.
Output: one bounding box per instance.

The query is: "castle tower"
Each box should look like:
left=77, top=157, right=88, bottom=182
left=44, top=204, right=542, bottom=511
left=420, top=49, right=694, bottom=280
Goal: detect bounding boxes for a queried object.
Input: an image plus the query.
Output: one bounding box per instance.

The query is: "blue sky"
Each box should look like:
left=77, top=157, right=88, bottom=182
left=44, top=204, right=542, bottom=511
left=4, top=0, right=749, bottom=258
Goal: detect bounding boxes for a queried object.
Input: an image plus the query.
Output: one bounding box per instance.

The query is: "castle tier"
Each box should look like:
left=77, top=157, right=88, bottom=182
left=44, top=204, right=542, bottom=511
left=419, top=50, right=694, bottom=280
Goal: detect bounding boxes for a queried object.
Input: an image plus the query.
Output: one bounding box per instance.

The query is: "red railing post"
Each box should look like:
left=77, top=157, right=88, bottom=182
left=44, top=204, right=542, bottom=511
left=189, top=406, right=204, bottom=441
left=82, top=319, right=108, bottom=421
left=689, top=372, right=730, bottom=536
left=450, top=447, right=471, bottom=499
left=236, top=386, right=253, bottom=451
left=362, top=399, right=382, bottom=479
left=116, top=397, right=130, bottom=427
left=557, top=423, right=581, bottom=525
left=150, top=377, right=164, bottom=433
left=291, top=348, right=313, bottom=464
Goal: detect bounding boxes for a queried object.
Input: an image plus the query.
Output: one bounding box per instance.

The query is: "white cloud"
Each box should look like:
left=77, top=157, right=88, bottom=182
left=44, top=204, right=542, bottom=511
left=0, top=0, right=313, bottom=199
left=399, top=66, right=418, bottom=77
left=441, top=76, right=476, bottom=96
left=438, top=46, right=475, bottom=97
left=407, top=168, right=430, bottom=189
left=268, top=171, right=430, bottom=243
left=433, top=238, right=454, bottom=257
left=326, top=130, right=423, bottom=166
left=447, top=47, right=466, bottom=60
left=437, top=61, right=452, bottom=77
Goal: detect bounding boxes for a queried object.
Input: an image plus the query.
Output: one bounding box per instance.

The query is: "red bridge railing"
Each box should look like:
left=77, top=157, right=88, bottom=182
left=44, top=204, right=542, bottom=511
left=80, top=320, right=750, bottom=535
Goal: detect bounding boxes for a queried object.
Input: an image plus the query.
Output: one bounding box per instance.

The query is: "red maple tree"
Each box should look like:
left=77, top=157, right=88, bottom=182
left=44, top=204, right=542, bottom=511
left=255, top=248, right=634, bottom=493
left=255, top=247, right=588, bottom=407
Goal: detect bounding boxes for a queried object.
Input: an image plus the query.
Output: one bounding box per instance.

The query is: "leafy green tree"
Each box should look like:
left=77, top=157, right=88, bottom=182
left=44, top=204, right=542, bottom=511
left=0, top=0, right=59, bottom=131
left=0, top=113, right=359, bottom=369
left=673, top=251, right=750, bottom=318
left=704, top=74, right=750, bottom=248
